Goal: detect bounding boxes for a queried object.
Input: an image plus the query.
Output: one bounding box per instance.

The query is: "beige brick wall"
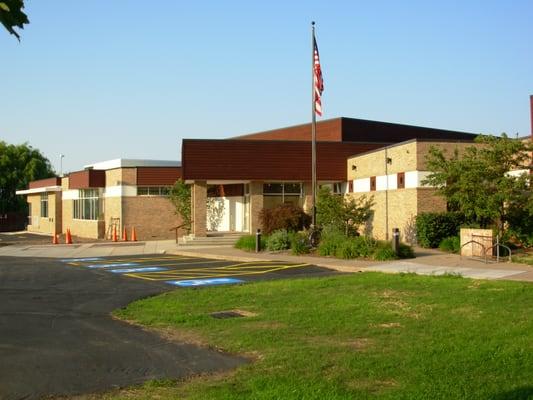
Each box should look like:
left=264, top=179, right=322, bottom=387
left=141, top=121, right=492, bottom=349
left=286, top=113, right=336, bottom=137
left=460, top=228, right=493, bottom=257
left=104, top=197, right=122, bottom=238
left=122, top=197, right=182, bottom=240
left=62, top=198, right=103, bottom=239
left=348, top=140, right=481, bottom=181
left=347, top=188, right=446, bottom=242
left=348, top=141, right=418, bottom=180
left=26, top=192, right=61, bottom=235
left=348, top=189, right=417, bottom=241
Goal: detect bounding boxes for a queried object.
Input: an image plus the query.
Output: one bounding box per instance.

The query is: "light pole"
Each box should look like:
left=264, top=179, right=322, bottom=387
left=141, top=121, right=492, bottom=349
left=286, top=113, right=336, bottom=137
left=59, top=154, right=65, bottom=177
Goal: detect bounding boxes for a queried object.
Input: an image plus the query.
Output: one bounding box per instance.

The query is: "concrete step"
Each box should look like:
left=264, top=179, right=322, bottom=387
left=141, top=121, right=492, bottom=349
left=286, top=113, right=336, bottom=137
left=178, top=232, right=246, bottom=247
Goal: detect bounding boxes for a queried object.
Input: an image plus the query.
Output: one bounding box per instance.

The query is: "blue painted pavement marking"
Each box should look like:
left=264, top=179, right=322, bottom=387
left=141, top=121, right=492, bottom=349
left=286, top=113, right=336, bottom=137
left=86, top=262, right=140, bottom=269
left=61, top=257, right=103, bottom=262
left=166, top=278, right=245, bottom=287
left=109, top=267, right=169, bottom=274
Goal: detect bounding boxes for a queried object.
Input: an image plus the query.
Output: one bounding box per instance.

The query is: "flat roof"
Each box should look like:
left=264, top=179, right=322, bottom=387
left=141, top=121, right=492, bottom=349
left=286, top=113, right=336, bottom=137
left=16, top=186, right=62, bottom=195
left=83, top=159, right=181, bottom=170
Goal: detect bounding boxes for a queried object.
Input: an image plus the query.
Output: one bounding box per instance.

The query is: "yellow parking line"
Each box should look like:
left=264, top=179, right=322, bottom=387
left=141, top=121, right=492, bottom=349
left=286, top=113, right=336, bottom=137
left=125, top=263, right=310, bottom=281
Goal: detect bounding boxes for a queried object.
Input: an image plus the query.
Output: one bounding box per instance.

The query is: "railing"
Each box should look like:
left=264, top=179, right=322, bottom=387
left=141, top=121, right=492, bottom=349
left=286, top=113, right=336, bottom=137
left=460, top=240, right=488, bottom=263
left=170, top=222, right=192, bottom=244
left=460, top=235, right=512, bottom=264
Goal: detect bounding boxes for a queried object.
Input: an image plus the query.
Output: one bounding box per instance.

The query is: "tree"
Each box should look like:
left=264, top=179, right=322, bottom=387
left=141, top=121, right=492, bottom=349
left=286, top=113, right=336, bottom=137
left=0, top=141, right=55, bottom=213
left=316, top=186, right=374, bottom=236
left=0, top=0, right=29, bottom=40
left=423, top=134, right=532, bottom=238
left=169, top=179, right=192, bottom=233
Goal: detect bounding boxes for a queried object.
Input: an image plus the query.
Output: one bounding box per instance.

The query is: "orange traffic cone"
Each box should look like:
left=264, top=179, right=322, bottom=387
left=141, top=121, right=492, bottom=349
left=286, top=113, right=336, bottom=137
left=65, top=229, right=73, bottom=245
left=131, top=227, right=137, bottom=242
left=112, top=226, right=118, bottom=242
left=122, top=226, right=128, bottom=241
left=52, top=234, right=59, bottom=245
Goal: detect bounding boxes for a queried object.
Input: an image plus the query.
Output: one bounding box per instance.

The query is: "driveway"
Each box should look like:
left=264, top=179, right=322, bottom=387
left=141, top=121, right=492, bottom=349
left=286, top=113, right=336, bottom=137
left=0, top=255, right=335, bottom=399
left=0, top=256, right=245, bottom=400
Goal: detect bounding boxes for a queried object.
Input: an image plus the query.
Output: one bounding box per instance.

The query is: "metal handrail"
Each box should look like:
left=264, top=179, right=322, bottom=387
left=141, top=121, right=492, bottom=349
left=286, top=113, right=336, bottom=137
left=169, top=222, right=192, bottom=244
left=485, top=243, right=512, bottom=263
left=460, top=240, right=487, bottom=264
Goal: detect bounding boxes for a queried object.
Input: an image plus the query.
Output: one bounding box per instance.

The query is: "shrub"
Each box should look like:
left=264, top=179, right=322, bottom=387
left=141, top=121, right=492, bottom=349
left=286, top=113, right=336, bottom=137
left=416, top=212, right=466, bottom=248
left=291, top=232, right=311, bottom=255
left=317, top=229, right=346, bottom=256
left=398, top=243, right=415, bottom=258
left=439, top=236, right=460, bottom=253
left=235, top=235, right=266, bottom=251
left=372, top=242, right=398, bottom=261
left=235, top=234, right=267, bottom=252
left=316, top=186, right=374, bottom=236
left=352, top=236, right=377, bottom=258
left=266, top=229, right=292, bottom=251
left=260, top=203, right=311, bottom=235
left=334, top=236, right=378, bottom=259
left=335, top=239, right=359, bottom=259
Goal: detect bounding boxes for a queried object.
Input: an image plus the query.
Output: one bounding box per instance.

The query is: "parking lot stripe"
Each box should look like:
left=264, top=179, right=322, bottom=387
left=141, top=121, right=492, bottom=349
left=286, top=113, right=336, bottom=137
left=124, top=263, right=310, bottom=281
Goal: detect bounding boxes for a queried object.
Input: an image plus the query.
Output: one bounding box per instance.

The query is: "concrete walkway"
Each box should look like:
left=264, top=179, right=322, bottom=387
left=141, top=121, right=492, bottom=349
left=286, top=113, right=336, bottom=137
left=0, top=240, right=531, bottom=282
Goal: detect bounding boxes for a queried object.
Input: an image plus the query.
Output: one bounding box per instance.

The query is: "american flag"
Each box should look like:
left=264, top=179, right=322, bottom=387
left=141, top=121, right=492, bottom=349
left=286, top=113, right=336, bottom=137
left=313, top=35, right=324, bottom=116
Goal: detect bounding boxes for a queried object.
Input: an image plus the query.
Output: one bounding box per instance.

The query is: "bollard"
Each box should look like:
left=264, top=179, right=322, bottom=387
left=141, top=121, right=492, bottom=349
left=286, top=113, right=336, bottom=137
left=392, top=228, right=400, bottom=255
left=255, top=229, right=262, bottom=252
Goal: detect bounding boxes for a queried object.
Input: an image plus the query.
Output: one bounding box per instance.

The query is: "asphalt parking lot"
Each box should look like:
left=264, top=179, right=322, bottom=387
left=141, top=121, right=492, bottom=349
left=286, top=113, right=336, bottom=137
left=0, top=254, right=336, bottom=399
left=62, top=254, right=336, bottom=287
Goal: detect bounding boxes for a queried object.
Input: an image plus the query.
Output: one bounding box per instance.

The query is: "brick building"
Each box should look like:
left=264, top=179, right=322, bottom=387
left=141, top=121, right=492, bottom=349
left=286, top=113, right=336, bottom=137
left=181, top=117, right=478, bottom=239
left=17, top=159, right=182, bottom=240
left=18, top=96, right=532, bottom=242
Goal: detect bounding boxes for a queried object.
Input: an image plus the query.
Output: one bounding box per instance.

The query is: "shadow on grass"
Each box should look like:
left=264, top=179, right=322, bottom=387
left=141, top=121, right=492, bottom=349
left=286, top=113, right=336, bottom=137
left=490, top=387, right=533, bottom=400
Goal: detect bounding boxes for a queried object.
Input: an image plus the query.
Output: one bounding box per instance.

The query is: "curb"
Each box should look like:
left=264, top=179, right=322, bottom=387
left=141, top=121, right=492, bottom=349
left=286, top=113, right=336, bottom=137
left=168, top=249, right=367, bottom=273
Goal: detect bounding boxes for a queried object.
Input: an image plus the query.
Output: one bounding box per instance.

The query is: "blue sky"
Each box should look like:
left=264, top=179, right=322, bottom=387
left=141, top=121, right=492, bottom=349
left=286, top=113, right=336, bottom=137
left=1, top=0, right=532, bottom=173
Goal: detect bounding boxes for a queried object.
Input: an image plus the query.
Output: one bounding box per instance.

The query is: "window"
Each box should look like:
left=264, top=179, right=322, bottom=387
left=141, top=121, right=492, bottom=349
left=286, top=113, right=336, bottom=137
left=137, top=186, right=170, bottom=196
left=73, top=189, right=100, bottom=220
left=40, top=193, right=48, bottom=218
left=333, top=182, right=344, bottom=194
left=397, top=172, right=405, bottom=189
left=263, top=183, right=303, bottom=208
left=370, top=176, right=376, bottom=191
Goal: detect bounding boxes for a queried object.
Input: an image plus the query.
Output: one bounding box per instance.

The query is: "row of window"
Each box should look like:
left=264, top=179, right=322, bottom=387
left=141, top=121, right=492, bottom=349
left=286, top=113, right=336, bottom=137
left=369, top=172, right=405, bottom=191
left=73, top=189, right=101, bottom=220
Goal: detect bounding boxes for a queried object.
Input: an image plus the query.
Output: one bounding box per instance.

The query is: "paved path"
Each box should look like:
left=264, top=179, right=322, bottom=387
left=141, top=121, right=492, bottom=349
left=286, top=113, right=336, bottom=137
left=0, top=239, right=531, bottom=282
left=0, top=256, right=245, bottom=400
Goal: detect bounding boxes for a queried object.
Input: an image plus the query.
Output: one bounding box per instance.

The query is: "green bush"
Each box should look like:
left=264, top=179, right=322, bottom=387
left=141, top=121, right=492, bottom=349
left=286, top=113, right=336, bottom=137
left=290, top=232, right=311, bottom=255
left=372, top=242, right=399, bottom=261
left=439, top=236, right=460, bottom=253
left=235, top=234, right=267, bottom=252
left=335, top=239, right=359, bottom=259
left=317, top=229, right=346, bottom=256
left=416, top=212, right=466, bottom=248
left=260, top=203, right=311, bottom=235
left=266, top=229, right=292, bottom=251
left=352, top=236, right=377, bottom=258
left=398, top=243, right=415, bottom=258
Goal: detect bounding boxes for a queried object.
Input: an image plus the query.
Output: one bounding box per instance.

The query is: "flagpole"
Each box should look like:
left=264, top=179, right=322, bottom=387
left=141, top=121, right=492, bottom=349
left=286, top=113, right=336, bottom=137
left=311, top=21, right=317, bottom=230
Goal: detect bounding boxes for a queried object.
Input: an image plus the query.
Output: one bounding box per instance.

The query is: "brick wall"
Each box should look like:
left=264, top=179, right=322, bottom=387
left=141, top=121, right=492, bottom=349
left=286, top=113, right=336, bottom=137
left=122, top=197, right=182, bottom=240
left=26, top=192, right=61, bottom=235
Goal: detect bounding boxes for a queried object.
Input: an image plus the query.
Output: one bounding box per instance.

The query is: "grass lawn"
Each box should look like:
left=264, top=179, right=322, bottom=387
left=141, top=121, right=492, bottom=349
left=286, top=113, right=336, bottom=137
left=100, top=273, right=532, bottom=399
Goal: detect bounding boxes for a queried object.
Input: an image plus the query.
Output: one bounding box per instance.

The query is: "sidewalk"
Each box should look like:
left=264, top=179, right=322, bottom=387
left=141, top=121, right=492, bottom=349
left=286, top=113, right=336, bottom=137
left=0, top=240, right=531, bottom=282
